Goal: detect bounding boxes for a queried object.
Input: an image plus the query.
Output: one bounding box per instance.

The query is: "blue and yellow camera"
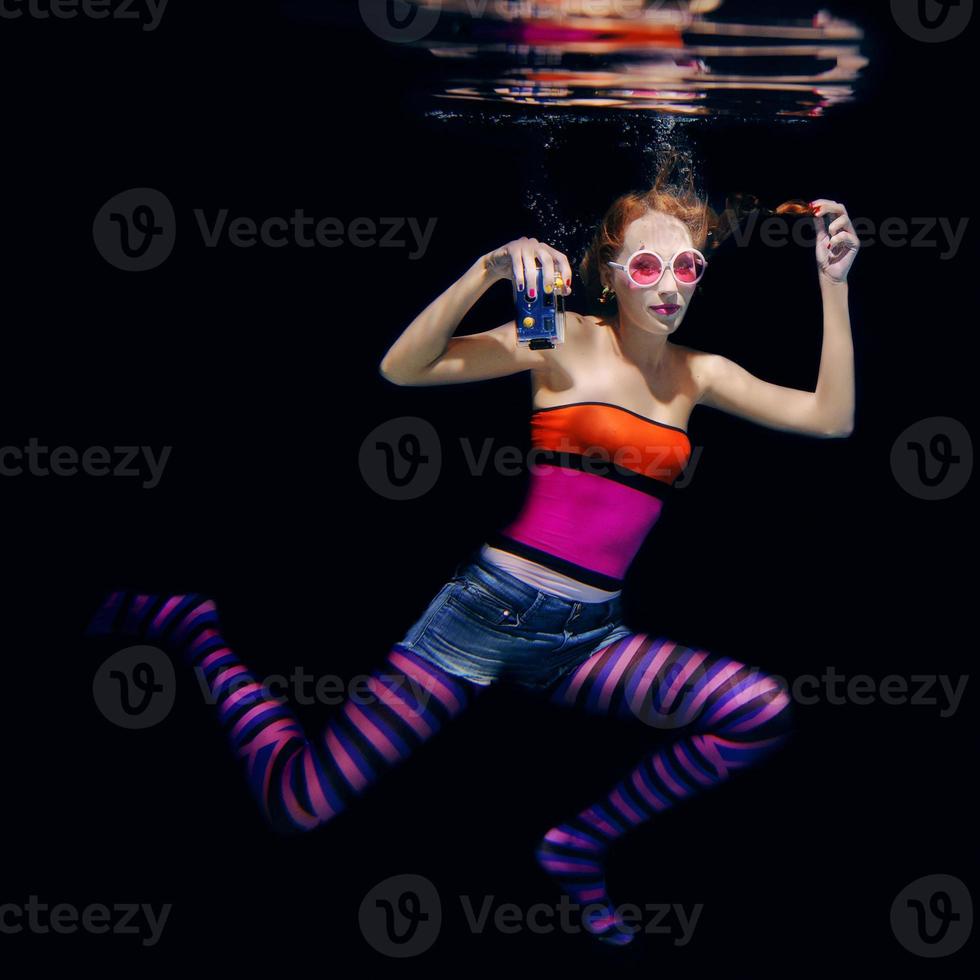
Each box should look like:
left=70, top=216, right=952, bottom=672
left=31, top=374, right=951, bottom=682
left=513, top=266, right=565, bottom=350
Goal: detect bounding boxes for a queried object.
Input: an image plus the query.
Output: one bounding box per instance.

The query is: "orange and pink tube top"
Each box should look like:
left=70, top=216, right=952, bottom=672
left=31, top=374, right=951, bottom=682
left=484, top=401, right=691, bottom=591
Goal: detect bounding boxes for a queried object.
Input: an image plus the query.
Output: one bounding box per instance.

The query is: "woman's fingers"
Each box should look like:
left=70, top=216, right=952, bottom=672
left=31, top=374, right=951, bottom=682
left=550, top=247, right=573, bottom=294
left=535, top=244, right=558, bottom=295
left=811, top=200, right=854, bottom=249
left=807, top=202, right=859, bottom=280
left=508, top=247, right=525, bottom=290
left=520, top=241, right=540, bottom=295
left=810, top=199, right=845, bottom=217
left=501, top=238, right=572, bottom=296
left=536, top=244, right=573, bottom=295
left=827, top=231, right=859, bottom=252
left=812, top=211, right=830, bottom=246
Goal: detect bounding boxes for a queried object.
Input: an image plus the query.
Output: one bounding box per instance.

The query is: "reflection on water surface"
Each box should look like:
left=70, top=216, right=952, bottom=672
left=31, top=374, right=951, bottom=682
left=402, top=1, right=866, bottom=118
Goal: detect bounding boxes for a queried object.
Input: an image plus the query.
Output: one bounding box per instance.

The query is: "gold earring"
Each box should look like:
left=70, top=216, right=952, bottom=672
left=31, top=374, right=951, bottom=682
left=598, top=285, right=616, bottom=304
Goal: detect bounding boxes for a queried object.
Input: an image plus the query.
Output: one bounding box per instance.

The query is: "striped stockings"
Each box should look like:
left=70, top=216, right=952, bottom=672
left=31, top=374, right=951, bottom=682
left=86, top=591, right=484, bottom=834
left=536, top=632, right=795, bottom=944
left=87, top=593, right=793, bottom=947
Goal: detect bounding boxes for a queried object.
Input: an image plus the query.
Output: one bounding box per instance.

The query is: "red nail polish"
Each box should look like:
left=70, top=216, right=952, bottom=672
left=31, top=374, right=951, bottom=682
left=529, top=289, right=536, bottom=298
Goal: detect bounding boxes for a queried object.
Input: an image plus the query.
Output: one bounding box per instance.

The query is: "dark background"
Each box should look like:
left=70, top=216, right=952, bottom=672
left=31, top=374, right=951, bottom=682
left=0, top=0, right=975, bottom=973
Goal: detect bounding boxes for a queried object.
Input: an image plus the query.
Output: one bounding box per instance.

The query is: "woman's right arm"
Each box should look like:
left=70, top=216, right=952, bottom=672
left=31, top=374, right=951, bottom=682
left=378, top=240, right=572, bottom=386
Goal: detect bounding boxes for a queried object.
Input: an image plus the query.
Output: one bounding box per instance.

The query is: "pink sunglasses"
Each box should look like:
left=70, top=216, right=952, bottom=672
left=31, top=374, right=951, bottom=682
left=608, top=247, right=708, bottom=288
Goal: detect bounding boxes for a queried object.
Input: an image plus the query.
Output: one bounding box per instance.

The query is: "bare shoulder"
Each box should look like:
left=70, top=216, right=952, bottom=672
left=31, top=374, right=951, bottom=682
left=530, top=308, right=593, bottom=389
left=564, top=309, right=607, bottom=346
left=563, top=308, right=589, bottom=334
left=535, top=308, right=594, bottom=360
left=669, top=343, right=725, bottom=403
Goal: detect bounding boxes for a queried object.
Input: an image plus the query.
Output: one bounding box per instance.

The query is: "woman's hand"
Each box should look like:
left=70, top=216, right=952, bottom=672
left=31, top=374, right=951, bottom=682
left=483, top=237, right=573, bottom=296
left=811, top=199, right=859, bottom=284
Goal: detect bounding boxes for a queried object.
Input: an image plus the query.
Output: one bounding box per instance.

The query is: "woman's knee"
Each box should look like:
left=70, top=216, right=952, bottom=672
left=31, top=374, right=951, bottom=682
left=732, top=672, right=795, bottom=741
left=701, top=662, right=796, bottom=742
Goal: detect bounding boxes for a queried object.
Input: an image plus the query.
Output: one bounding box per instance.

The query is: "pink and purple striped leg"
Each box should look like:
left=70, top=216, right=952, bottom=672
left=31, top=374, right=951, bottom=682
left=536, top=632, right=795, bottom=945
left=87, top=591, right=485, bottom=834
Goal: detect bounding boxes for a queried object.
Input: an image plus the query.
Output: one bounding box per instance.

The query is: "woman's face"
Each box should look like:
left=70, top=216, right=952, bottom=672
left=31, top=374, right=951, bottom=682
left=603, top=211, right=700, bottom=334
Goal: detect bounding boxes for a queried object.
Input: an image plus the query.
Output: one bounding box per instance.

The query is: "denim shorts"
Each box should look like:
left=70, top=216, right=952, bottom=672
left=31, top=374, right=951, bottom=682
left=394, top=547, right=635, bottom=691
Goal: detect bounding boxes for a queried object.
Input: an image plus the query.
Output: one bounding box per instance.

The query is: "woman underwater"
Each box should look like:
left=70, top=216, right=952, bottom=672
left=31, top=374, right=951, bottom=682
left=87, top=153, right=858, bottom=946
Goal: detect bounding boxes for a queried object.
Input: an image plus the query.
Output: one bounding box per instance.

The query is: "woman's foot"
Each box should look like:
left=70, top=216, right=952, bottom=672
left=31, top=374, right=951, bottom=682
left=86, top=591, right=221, bottom=663
left=534, top=818, right=636, bottom=945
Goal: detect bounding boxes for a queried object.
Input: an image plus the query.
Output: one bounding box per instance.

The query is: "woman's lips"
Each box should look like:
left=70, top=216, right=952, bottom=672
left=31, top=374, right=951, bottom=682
left=650, top=304, right=681, bottom=315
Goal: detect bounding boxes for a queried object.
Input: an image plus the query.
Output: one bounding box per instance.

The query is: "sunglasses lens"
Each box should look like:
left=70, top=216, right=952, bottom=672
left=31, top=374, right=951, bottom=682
left=627, top=251, right=663, bottom=285
left=673, top=250, right=705, bottom=283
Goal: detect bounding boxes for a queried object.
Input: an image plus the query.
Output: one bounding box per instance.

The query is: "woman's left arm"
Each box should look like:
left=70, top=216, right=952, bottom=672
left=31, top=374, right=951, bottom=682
left=693, top=198, right=858, bottom=438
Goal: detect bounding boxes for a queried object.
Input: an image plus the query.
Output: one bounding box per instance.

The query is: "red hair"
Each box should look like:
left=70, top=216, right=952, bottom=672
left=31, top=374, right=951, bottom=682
left=578, top=148, right=812, bottom=306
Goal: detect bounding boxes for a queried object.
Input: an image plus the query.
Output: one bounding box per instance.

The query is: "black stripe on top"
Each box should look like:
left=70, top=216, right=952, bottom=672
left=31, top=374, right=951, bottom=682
left=528, top=448, right=676, bottom=500
left=484, top=533, right=625, bottom=592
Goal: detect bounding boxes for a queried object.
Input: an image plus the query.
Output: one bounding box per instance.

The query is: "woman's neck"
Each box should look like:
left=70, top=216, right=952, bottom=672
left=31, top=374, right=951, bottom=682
left=610, top=309, right=672, bottom=374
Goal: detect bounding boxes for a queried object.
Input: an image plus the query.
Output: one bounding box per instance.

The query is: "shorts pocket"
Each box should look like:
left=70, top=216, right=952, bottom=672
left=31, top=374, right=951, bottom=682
left=400, top=582, right=457, bottom=647
left=445, top=578, right=522, bottom=628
